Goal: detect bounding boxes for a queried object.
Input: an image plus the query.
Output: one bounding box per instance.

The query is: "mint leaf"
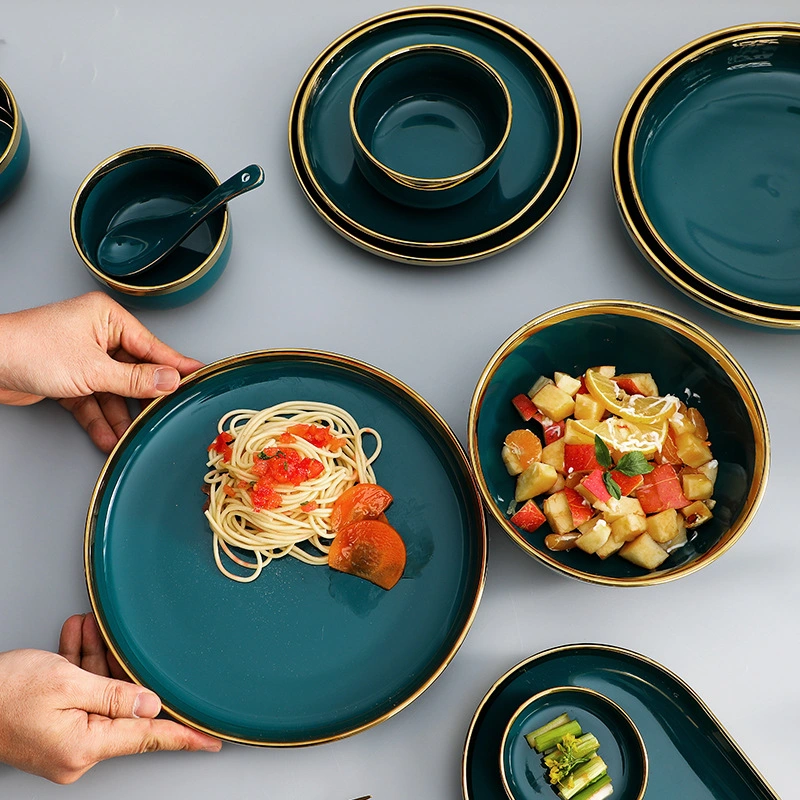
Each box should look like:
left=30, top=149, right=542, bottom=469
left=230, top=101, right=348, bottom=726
left=594, top=435, right=612, bottom=469
left=603, top=471, right=622, bottom=500
left=615, top=451, right=655, bottom=477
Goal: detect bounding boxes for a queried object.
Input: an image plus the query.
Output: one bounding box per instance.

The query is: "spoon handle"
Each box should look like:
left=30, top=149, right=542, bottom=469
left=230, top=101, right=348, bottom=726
left=186, top=164, right=264, bottom=222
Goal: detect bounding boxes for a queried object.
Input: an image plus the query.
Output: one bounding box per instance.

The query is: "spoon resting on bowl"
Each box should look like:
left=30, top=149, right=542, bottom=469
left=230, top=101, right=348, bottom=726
left=96, top=163, right=264, bottom=278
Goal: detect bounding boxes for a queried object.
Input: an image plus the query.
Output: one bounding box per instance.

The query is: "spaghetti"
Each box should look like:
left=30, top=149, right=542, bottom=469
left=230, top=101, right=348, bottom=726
left=203, top=401, right=381, bottom=582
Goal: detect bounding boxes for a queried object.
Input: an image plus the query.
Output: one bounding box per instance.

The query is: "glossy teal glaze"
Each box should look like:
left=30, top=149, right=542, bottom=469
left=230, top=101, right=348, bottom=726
left=298, top=12, right=566, bottom=246
left=72, top=147, right=230, bottom=308
left=352, top=46, right=510, bottom=208
left=0, top=84, right=30, bottom=205
left=464, top=645, right=779, bottom=799
left=501, top=687, right=646, bottom=800
left=634, top=35, right=800, bottom=308
left=86, top=351, right=486, bottom=744
left=471, top=306, right=766, bottom=584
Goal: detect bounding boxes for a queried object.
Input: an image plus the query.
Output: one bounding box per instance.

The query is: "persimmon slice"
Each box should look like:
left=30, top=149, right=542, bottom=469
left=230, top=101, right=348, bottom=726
left=329, top=483, right=393, bottom=532
left=328, top=519, right=406, bottom=590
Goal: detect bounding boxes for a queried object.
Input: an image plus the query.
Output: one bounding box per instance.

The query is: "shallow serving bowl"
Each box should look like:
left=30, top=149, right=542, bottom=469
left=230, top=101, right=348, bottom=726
left=71, top=145, right=231, bottom=309
left=0, top=75, right=30, bottom=205
left=614, top=23, right=800, bottom=328
left=467, top=300, right=769, bottom=586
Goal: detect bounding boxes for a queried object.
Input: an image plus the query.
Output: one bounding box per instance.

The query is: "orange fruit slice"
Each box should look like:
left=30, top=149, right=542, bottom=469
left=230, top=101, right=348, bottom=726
left=593, top=417, right=667, bottom=458
left=585, top=369, right=679, bottom=426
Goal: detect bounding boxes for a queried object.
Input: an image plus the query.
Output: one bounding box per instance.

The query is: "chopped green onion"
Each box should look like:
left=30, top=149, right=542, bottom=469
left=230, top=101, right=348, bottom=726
left=532, top=720, right=582, bottom=753
left=557, top=755, right=608, bottom=800
left=524, top=713, right=570, bottom=748
left=568, top=773, right=613, bottom=800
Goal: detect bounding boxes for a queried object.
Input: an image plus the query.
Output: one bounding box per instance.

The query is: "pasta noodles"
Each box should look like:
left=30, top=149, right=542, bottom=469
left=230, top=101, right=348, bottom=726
left=203, top=400, right=382, bottom=582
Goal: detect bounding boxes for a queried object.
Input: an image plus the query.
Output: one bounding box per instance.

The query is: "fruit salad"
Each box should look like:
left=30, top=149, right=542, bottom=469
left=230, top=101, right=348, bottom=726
left=503, top=367, right=716, bottom=570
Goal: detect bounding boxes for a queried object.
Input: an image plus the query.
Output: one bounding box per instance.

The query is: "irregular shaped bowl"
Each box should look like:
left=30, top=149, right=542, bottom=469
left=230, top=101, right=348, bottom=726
left=467, top=300, right=769, bottom=586
left=0, top=75, right=30, bottom=205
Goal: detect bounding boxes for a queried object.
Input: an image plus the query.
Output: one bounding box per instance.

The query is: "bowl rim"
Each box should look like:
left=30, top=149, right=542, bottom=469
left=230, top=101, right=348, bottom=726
left=615, top=22, right=800, bottom=315
left=0, top=75, right=23, bottom=174
left=349, top=43, right=513, bottom=191
left=498, top=684, right=648, bottom=800
left=70, top=144, right=230, bottom=296
left=467, top=299, right=771, bottom=587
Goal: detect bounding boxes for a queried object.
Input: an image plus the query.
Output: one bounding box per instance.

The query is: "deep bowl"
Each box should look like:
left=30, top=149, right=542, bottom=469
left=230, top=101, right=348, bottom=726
left=71, top=145, right=231, bottom=309
left=499, top=685, right=648, bottom=800
left=0, top=75, right=31, bottom=205
left=350, top=44, right=512, bottom=209
left=467, top=300, right=769, bottom=586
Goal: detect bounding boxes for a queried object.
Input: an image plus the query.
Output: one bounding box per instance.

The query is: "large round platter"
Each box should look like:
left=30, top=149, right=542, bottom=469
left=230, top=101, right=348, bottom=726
left=288, top=6, right=580, bottom=264
left=614, top=23, right=800, bottom=328
left=85, top=350, right=486, bottom=745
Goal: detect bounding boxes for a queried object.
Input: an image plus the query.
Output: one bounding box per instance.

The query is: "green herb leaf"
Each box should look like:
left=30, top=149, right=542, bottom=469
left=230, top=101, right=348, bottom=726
left=594, top=435, right=612, bottom=469
left=615, top=451, right=655, bottom=477
left=603, top=471, right=622, bottom=500
left=257, top=451, right=268, bottom=460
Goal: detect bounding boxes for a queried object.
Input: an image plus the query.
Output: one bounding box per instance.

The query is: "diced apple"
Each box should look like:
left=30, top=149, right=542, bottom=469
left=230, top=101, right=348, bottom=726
left=564, top=444, right=602, bottom=474
left=596, top=535, right=625, bottom=559
left=543, top=491, right=575, bottom=534
left=668, top=402, right=696, bottom=437
left=564, top=418, right=598, bottom=445
left=541, top=438, right=566, bottom=474
left=547, top=474, right=566, bottom=494
left=681, top=472, right=714, bottom=501
left=515, top=462, right=558, bottom=501
left=681, top=500, right=713, bottom=528
left=554, top=372, right=582, bottom=397
left=576, top=518, right=612, bottom=554
left=577, top=469, right=611, bottom=505
left=619, top=533, right=670, bottom=569
left=590, top=365, right=616, bottom=378
left=686, top=407, right=708, bottom=439
left=636, top=464, right=690, bottom=514
left=573, top=393, right=605, bottom=422
left=565, top=470, right=590, bottom=489
left=697, top=459, right=718, bottom=488
left=502, top=429, right=543, bottom=475
left=645, top=508, right=680, bottom=543
left=511, top=393, right=538, bottom=421
left=527, top=376, right=553, bottom=398
left=602, top=495, right=644, bottom=523
left=615, top=372, right=659, bottom=397
left=531, top=384, right=575, bottom=422
left=655, top=428, right=681, bottom=465
left=564, top=487, right=594, bottom=527
left=533, top=412, right=566, bottom=445
left=676, top=432, right=713, bottom=468
left=510, top=500, right=547, bottom=533
left=663, top=516, right=688, bottom=553
left=610, top=513, right=648, bottom=542
left=609, top=470, right=644, bottom=496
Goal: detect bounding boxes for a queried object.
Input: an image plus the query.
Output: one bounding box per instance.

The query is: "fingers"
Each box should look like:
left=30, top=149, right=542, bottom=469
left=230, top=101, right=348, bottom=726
left=58, top=396, right=118, bottom=454
left=72, top=668, right=162, bottom=720
left=78, top=614, right=112, bottom=678
left=58, top=615, right=86, bottom=667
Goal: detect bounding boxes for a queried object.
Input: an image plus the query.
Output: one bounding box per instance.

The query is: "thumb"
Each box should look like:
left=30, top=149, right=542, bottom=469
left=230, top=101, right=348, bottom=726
left=95, top=358, right=181, bottom=399
left=73, top=669, right=163, bottom=720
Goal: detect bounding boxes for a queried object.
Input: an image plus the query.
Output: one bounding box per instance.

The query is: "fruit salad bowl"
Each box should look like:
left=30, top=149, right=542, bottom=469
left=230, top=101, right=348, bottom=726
left=467, top=300, right=769, bottom=586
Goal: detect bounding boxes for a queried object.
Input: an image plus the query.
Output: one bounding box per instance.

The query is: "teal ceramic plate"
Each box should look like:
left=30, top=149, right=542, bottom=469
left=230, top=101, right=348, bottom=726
left=288, top=6, right=580, bottom=263
left=615, top=23, right=800, bottom=323
left=468, top=301, right=769, bottom=586
left=500, top=686, right=647, bottom=800
left=463, top=644, right=780, bottom=800
left=85, top=350, right=486, bottom=745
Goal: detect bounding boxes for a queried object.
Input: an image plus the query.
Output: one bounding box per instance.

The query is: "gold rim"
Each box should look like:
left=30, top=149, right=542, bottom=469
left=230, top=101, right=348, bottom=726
left=289, top=6, right=575, bottom=253
left=349, top=44, right=513, bottom=191
left=467, top=300, right=770, bottom=587
left=84, top=348, right=488, bottom=747
left=616, top=23, right=800, bottom=316
left=70, top=144, right=230, bottom=297
left=498, top=685, right=648, bottom=800
left=0, top=76, right=22, bottom=173
left=462, top=643, right=781, bottom=799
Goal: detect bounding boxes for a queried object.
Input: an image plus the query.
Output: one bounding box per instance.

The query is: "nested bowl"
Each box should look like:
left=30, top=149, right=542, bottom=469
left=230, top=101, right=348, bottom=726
left=0, top=75, right=30, bottom=205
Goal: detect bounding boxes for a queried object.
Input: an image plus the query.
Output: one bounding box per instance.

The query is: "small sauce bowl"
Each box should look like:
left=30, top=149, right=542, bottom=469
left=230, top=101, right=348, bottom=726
left=0, top=75, right=31, bottom=205
left=350, top=44, right=512, bottom=209
left=71, top=145, right=231, bottom=309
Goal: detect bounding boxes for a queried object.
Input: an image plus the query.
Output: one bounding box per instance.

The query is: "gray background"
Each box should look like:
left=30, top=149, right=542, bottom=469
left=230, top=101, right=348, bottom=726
left=0, top=1, right=796, bottom=797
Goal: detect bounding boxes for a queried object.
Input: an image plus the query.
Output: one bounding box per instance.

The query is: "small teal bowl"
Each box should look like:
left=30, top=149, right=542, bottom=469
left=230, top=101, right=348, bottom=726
left=71, top=145, right=231, bottom=309
left=499, top=686, right=648, bottom=800
left=350, top=44, right=512, bottom=209
left=0, top=75, right=31, bottom=205
left=468, top=300, right=769, bottom=586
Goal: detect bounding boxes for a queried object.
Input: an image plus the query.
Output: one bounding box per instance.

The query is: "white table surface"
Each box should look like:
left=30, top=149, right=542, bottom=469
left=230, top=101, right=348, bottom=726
left=0, top=1, right=796, bottom=797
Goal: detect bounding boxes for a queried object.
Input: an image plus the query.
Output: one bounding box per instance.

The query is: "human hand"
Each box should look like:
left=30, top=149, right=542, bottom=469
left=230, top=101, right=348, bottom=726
left=0, top=614, right=221, bottom=784
left=0, top=292, right=204, bottom=453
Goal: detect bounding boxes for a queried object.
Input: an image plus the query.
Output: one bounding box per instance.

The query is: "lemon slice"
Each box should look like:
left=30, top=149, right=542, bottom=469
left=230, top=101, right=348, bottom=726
left=594, top=417, right=667, bottom=458
left=585, top=369, right=679, bottom=426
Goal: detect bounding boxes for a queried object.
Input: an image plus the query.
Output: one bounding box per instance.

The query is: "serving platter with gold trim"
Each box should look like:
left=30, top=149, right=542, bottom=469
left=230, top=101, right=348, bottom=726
left=85, top=350, right=486, bottom=745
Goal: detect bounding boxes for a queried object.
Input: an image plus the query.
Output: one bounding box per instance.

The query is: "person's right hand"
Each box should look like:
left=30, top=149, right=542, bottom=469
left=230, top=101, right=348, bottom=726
left=0, top=615, right=221, bottom=784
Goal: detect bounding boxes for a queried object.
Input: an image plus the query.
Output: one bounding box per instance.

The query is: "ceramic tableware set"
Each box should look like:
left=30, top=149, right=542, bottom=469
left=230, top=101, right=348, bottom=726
left=1, top=6, right=793, bottom=799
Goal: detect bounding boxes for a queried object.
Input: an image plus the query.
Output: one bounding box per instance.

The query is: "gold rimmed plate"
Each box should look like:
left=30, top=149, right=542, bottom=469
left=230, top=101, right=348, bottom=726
left=288, top=6, right=580, bottom=264
left=85, top=349, right=486, bottom=745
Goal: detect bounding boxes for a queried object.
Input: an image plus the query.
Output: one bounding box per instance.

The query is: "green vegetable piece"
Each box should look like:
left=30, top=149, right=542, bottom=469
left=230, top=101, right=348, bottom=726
left=616, top=450, right=655, bottom=477
left=594, top=435, right=612, bottom=469
left=543, top=732, right=600, bottom=784
left=524, top=713, right=571, bottom=749
left=557, top=755, right=608, bottom=800
left=569, top=773, right=613, bottom=800
left=532, top=719, right=582, bottom=753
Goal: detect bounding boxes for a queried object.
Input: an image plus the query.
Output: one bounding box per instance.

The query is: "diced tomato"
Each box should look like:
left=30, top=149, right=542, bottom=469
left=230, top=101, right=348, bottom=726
left=511, top=393, right=538, bottom=421
left=250, top=480, right=282, bottom=510
left=636, top=464, right=690, bottom=514
left=301, top=501, right=318, bottom=512
left=328, top=519, right=406, bottom=590
left=510, top=500, right=546, bottom=532
left=580, top=469, right=611, bottom=503
left=236, top=480, right=250, bottom=489
left=208, top=432, right=234, bottom=462
left=564, top=487, right=593, bottom=526
left=278, top=432, right=294, bottom=444
left=287, top=423, right=345, bottom=450
left=330, top=484, right=393, bottom=532
left=222, top=485, right=236, bottom=498
left=301, top=458, right=324, bottom=479
left=610, top=470, right=644, bottom=496
left=564, top=444, right=602, bottom=473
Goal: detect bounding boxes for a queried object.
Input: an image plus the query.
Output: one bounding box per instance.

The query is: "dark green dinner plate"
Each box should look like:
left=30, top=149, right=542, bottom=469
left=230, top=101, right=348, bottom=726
left=463, top=644, right=780, bottom=800
left=288, top=6, right=580, bottom=263
left=85, top=350, right=486, bottom=745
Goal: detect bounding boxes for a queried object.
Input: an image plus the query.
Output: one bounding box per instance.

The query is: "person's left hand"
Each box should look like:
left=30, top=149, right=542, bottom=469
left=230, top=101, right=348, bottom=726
left=0, top=292, right=204, bottom=453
